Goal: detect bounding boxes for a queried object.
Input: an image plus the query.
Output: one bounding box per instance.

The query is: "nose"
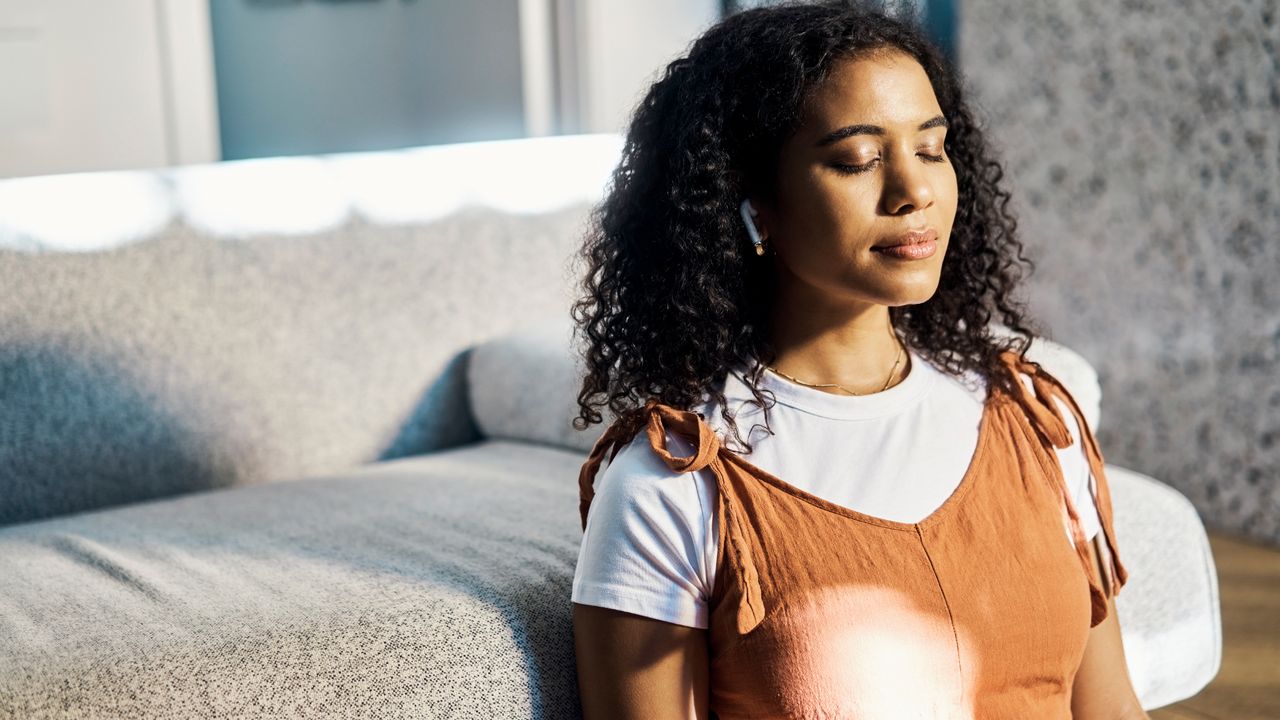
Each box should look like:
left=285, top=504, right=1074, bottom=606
left=880, top=151, right=935, bottom=216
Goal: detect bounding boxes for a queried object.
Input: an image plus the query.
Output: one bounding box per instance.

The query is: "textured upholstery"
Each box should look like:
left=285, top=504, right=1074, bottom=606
left=0, top=134, right=626, bottom=527
left=1106, top=465, right=1222, bottom=709
left=0, top=440, right=586, bottom=719
left=468, top=316, right=596, bottom=453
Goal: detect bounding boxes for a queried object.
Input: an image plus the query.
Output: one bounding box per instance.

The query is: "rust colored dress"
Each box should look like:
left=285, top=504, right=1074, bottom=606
left=577, top=350, right=1129, bottom=719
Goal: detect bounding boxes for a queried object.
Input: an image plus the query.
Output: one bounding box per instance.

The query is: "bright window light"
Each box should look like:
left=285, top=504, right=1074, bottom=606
left=0, top=172, right=174, bottom=252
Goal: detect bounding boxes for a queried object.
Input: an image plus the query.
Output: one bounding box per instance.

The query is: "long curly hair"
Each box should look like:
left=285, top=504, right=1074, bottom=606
left=569, top=0, right=1045, bottom=453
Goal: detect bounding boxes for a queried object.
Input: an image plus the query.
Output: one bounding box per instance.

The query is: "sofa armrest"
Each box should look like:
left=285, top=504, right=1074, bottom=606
left=1105, top=463, right=1222, bottom=710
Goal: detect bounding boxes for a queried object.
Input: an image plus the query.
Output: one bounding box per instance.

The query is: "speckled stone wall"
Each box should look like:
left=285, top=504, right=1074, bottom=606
left=958, top=1, right=1279, bottom=547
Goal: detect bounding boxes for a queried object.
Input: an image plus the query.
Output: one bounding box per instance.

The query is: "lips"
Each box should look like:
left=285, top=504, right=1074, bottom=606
left=871, top=227, right=940, bottom=261
left=874, top=228, right=938, bottom=249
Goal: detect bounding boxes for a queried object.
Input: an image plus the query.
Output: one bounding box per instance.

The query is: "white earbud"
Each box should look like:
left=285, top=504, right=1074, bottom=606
left=739, top=199, right=765, bottom=255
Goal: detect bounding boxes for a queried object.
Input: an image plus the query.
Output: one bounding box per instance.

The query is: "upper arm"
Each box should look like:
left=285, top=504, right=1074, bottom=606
left=1070, top=534, right=1149, bottom=720
left=573, top=603, right=710, bottom=720
left=572, top=430, right=717, bottom=718
left=572, top=433, right=717, bottom=628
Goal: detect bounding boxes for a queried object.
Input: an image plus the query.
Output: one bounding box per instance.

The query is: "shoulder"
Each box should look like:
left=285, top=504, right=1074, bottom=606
left=587, top=424, right=717, bottom=533
left=1008, top=362, right=1093, bottom=454
left=575, top=422, right=720, bottom=625
left=1006, top=365, right=1104, bottom=541
left=598, top=426, right=700, bottom=484
left=1017, top=342, right=1104, bottom=432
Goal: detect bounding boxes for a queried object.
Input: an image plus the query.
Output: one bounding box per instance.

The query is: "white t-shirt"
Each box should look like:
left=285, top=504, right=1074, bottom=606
left=572, top=348, right=1103, bottom=630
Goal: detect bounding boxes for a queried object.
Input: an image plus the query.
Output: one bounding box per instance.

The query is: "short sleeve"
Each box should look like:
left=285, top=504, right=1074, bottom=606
left=572, top=428, right=718, bottom=629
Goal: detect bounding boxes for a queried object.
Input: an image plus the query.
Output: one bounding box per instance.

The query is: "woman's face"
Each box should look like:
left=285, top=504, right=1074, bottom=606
left=758, top=49, right=959, bottom=309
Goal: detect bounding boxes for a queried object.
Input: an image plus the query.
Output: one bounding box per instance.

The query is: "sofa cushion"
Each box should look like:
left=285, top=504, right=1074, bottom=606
left=0, top=440, right=587, bottom=719
left=468, top=317, right=1104, bottom=453
left=468, top=317, right=594, bottom=452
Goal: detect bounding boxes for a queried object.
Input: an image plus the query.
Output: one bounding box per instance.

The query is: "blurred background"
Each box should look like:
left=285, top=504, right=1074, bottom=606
left=0, top=0, right=951, bottom=173
left=0, top=0, right=1275, bottom=716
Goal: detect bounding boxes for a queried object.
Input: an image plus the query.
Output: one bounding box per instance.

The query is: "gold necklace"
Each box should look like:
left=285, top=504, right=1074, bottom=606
left=765, top=341, right=905, bottom=396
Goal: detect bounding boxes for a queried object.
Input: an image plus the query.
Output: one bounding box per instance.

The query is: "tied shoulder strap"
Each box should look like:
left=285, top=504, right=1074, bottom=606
left=646, top=401, right=768, bottom=634
left=576, top=398, right=720, bottom=530
left=576, top=399, right=767, bottom=634
left=999, top=350, right=1130, bottom=627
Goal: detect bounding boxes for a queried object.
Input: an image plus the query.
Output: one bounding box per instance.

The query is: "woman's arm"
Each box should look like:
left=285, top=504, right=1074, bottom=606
left=1070, top=535, right=1150, bottom=720
left=573, top=602, right=710, bottom=720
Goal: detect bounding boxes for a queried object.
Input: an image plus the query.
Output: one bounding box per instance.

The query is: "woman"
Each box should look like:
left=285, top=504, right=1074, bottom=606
left=568, top=2, right=1147, bottom=718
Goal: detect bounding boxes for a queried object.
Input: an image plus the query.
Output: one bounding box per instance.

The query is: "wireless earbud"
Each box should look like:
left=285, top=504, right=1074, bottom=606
left=739, top=199, right=766, bottom=255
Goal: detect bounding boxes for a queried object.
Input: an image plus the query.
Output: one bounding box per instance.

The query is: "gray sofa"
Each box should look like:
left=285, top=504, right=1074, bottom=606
left=0, top=134, right=1220, bottom=718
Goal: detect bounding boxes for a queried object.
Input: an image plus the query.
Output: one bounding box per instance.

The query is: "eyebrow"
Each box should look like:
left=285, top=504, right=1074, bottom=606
left=815, top=115, right=949, bottom=147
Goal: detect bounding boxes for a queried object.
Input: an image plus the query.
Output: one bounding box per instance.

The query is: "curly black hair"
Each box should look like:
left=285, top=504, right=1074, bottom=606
left=569, top=0, right=1046, bottom=452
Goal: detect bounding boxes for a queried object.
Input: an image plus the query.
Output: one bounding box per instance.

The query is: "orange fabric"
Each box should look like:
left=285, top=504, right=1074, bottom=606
left=578, top=350, right=1128, bottom=718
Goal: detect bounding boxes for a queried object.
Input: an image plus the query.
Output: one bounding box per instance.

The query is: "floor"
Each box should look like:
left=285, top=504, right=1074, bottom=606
left=1148, top=532, right=1280, bottom=720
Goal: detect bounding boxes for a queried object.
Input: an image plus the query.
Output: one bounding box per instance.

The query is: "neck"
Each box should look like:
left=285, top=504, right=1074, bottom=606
left=764, top=286, right=906, bottom=396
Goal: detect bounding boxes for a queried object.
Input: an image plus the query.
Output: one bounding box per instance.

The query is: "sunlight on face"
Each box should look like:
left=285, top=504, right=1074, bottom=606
left=764, top=49, right=960, bottom=309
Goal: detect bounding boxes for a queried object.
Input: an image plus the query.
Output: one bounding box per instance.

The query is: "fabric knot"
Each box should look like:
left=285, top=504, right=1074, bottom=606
left=581, top=397, right=768, bottom=627
left=644, top=400, right=722, bottom=473
left=577, top=399, right=723, bottom=531
left=641, top=399, right=765, bottom=631
left=999, top=350, right=1074, bottom=449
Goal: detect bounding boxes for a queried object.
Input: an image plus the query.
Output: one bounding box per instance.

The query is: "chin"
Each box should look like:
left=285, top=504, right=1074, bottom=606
left=887, top=289, right=939, bottom=307
left=876, top=273, right=943, bottom=307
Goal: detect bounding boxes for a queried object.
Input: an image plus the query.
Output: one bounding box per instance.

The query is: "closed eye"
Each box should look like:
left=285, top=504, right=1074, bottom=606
left=832, top=152, right=947, bottom=175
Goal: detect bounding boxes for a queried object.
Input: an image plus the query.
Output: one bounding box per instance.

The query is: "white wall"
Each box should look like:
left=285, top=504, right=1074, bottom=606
left=557, top=0, right=721, bottom=135
left=0, top=0, right=219, bottom=179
